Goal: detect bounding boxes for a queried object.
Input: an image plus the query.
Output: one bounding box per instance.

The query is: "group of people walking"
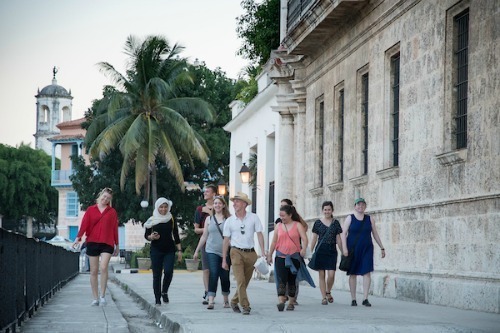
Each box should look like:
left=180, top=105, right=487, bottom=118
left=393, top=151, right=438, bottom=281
left=193, top=184, right=267, bottom=314
left=72, top=186, right=385, bottom=314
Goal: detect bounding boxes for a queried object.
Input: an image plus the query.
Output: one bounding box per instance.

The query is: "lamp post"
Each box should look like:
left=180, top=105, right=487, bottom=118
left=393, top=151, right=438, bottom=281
left=239, top=163, right=251, bottom=184
left=140, top=200, right=149, bottom=209
left=217, top=179, right=227, bottom=196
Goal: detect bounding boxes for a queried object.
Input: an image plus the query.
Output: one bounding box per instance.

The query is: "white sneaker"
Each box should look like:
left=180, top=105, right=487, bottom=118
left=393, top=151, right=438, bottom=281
left=99, top=296, right=107, bottom=306
left=91, top=299, right=99, bottom=306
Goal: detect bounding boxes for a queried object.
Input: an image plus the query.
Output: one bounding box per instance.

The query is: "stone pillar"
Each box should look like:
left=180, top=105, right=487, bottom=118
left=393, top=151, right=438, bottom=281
left=293, top=102, right=306, bottom=211
left=26, top=216, right=33, bottom=238
left=290, top=79, right=307, bottom=213
left=278, top=113, right=295, bottom=201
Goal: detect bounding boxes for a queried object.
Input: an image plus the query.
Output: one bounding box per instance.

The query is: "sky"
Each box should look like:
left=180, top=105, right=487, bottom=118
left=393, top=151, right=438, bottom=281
left=0, top=0, right=249, bottom=148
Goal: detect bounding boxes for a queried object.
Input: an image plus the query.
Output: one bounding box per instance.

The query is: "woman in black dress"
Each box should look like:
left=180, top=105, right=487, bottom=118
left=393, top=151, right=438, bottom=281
left=309, top=201, right=342, bottom=305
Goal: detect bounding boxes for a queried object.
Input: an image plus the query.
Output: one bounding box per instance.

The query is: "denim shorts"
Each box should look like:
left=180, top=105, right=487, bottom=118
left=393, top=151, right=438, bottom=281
left=86, top=242, right=114, bottom=256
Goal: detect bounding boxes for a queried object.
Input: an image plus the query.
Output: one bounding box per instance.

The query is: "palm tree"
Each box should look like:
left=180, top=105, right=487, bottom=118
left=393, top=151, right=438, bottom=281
left=84, top=35, right=214, bottom=201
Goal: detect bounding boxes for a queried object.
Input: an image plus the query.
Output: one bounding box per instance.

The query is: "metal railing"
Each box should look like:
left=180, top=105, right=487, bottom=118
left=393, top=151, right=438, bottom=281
left=51, top=169, right=75, bottom=185
left=0, top=228, right=79, bottom=333
left=287, top=0, right=316, bottom=31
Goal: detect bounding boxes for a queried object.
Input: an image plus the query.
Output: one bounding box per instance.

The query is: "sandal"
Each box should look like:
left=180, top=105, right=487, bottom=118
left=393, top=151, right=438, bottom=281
left=326, top=292, right=334, bottom=303
left=286, top=303, right=295, bottom=311
left=321, top=298, right=328, bottom=305
left=207, top=303, right=215, bottom=310
left=223, top=301, right=230, bottom=308
left=277, top=302, right=285, bottom=311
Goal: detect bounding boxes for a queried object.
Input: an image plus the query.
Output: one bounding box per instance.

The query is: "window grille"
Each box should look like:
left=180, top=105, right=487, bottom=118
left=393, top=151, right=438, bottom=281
left=391, top=54, right=400, bottom=166
left=267, top=181, right=275, bottom=232
left=251, top=187, right=257, bottom=213
left=361, top=74, right=369, bottom=174
left=455, top=9, right=469, bottom=149
left=338, top=89, right=345, bottom=181
left=66, top=192, right=79, bottom=217
left=317, top=99, right=325, bottom=186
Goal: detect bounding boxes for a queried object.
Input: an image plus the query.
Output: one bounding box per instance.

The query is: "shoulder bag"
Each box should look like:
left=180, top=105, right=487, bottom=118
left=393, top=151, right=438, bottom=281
left=308, top=221, right=335, bottom=271
left=213, top=215, right=231, bottom=266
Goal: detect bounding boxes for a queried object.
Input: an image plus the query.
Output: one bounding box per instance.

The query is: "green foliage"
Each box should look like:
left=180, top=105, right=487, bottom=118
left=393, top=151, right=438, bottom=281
left=174, top=245, right=196, bottom=270
left=237, top=0, right=281, bottom=66
left=70, top=151, right=151, bottom=224
left=235, top=76, right=258, bottom=104
left=70, top=37, right=241, bottom=251
left=177, top=62, right=239, bottom=187
left=249, top=152, right=258, bottom=188
left=0, top=144, right=58, bottom=230
left=85, top=35, right=215, bottom=194
left=136, top=243, right=151, bottom=258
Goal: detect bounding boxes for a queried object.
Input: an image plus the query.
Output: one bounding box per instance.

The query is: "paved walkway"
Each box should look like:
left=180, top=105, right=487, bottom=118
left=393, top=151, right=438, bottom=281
left=15, top=261, right=500, bottom=333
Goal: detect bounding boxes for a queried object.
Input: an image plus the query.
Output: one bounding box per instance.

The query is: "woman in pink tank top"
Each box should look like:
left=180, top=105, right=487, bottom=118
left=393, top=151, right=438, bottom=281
left=267, top=205, right=308, bottom=311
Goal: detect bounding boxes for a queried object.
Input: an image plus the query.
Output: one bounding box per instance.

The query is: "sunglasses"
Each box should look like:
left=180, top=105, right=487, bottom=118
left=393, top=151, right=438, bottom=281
left=240, top=224, right=245, bottom=235
left=103, top=187, right=113, bottom=194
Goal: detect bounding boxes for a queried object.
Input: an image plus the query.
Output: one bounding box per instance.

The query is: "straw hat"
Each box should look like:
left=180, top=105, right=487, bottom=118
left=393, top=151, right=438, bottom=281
left=230, top=192, right=252, bottom=205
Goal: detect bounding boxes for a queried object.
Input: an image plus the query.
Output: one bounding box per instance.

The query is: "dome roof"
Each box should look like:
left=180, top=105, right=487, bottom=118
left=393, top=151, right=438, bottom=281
left=37, top=78, right=72, bottom=98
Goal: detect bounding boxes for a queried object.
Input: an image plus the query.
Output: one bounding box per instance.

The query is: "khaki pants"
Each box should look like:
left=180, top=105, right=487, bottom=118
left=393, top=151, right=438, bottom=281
left=230, top=248, right=257, bottom=309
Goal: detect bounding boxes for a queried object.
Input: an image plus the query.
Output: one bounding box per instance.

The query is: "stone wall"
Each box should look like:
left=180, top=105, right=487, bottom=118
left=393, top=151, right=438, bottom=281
left=280, top=0, right=499, bottom=312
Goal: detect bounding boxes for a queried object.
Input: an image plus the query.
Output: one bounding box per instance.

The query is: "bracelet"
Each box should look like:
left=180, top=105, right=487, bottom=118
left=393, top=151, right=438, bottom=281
left=381, top=248, right=385, bottom=250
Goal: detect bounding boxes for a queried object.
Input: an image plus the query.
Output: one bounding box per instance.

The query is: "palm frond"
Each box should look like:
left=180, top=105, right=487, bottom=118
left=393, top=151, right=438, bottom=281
left=164, top=98, right=215, bottom=123
left=97, top=62, right=128, bottom=90
left=134, top=145, right=150, bottom=194
left=157, top=131, right=185, bottom=191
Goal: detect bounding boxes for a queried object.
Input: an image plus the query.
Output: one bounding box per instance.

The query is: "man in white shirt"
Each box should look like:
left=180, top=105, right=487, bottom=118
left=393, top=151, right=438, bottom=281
left=222, top=192, right=266, bottom=315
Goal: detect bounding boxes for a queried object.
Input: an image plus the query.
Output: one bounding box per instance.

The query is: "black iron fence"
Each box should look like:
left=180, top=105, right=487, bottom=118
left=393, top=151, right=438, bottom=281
left=0, top=228, right=79, bottom=333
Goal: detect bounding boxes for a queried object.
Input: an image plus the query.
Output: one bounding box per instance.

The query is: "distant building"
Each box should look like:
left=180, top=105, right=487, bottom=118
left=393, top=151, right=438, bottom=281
left=224, top=71, right=279, bottom=249
left=34, top=68, right=73, bottom=157
left=39, top=69, right=144, bottom=250
left=48, top=117, right=87, bottom=241
left=227, top=0, right=499, bottom=313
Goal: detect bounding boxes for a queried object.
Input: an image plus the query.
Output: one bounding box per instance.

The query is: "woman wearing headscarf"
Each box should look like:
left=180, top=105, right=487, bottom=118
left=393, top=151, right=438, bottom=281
left=144, top=197, right=182, bottom=305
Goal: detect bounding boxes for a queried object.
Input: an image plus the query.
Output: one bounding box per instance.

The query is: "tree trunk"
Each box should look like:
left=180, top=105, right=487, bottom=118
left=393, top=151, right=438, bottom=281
left=152, top=167, right=157, bottom=204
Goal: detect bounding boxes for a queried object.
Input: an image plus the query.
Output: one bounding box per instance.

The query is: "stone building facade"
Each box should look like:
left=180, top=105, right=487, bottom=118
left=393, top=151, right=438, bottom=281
left=264, top=0, right=499, bottom=312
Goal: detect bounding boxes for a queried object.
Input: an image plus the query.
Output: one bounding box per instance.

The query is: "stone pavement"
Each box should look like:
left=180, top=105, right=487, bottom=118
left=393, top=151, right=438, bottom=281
left=15, top=260, right=500, bottom=333
left=17, top=273, right=128, bottom=333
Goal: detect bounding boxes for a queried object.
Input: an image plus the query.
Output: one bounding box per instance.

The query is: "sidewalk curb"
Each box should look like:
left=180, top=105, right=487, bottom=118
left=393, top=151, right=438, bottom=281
left=112, top=264, right=150, bottom=274
left=114, top=268, right=140, bottom=274
left=111, top=276, right=184, bottom=333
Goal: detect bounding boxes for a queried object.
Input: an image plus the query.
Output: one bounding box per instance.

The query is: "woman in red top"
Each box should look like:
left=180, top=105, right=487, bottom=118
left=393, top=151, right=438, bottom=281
left=72, top=187, right=119, bottom=306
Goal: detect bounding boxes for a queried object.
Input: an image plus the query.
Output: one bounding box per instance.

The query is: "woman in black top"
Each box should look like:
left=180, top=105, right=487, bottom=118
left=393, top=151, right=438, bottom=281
left=144, top=197, right=182, bottom=305
left=309, top=201, right=342, bottom=305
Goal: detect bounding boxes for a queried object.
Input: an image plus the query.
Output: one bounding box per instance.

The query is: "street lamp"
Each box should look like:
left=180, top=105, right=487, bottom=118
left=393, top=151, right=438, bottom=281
left=140, top=200, right=149, bottom=208
left=217, top=179, right=227, bottom=196
left=239, top=163, right=251, bottom=184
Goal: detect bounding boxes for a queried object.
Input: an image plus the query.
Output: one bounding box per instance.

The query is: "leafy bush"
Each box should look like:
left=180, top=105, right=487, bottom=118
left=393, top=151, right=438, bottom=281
left=129, top=243, right=151, bottom=268
left=174, top=245, right=195, bottom=270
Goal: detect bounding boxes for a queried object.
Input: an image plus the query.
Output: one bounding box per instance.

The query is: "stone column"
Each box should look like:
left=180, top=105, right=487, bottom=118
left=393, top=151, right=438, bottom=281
left=290, top=79, right=307, bottom=213
left=26, top=216, right=33, bottom=238
left=278, top=112, right=295, bottom=201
